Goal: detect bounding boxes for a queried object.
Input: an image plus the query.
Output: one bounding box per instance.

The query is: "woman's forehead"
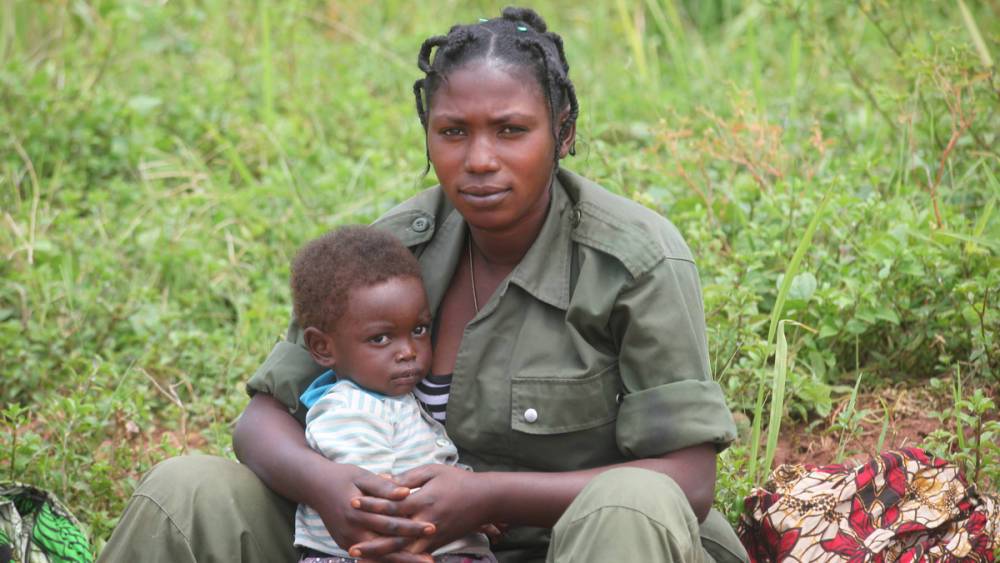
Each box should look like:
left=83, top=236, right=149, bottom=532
left=428, top=60, right=547, bottom=116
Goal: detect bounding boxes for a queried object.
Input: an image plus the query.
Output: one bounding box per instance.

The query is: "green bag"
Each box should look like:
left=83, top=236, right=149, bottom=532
left=0, top=483, right=92, bottom=563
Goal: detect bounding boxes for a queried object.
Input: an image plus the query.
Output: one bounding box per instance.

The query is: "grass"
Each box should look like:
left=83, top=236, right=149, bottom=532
left=747, top=190, right=829, bottom=486
left=1, top=0, right=998, bottom=555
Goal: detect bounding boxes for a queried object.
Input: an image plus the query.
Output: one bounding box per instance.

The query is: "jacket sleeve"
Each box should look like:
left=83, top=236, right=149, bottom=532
left=244, top=189, right=443, bottom=424
left=609, top=256, right=737, bottom=457
left=245, top=317, right=324, bottom=425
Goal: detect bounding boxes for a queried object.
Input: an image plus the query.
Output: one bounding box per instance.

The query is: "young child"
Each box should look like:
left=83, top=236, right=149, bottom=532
left=289, top=226, right=495, bottom=563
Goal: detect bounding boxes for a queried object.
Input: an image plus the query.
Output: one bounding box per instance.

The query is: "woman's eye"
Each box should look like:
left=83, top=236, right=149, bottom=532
left=369, top=335, right=389, bottom=345
left=440, top=127, right=464, bottom=137
left=500, top=125, right=526, bottom=136
left=412, top=325, right=428, bottom=337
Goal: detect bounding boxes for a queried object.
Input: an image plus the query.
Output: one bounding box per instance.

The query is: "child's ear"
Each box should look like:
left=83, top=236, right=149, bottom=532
left=304, top=327, right=337, bottom=368
left=557, top=109, right=576, bottom=158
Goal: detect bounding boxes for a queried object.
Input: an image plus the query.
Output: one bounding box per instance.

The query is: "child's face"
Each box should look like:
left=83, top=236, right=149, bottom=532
left=329, top=276, right=433, bottom=396
left=426, top=60, right=563, bottom=233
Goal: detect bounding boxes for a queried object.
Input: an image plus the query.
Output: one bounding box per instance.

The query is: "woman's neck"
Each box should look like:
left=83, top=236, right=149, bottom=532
left=468, top=187, right=551, bottom=268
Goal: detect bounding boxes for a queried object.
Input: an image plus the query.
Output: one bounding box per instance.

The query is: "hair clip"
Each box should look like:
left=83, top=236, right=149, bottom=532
left=517, top=25, right=528, bottom=32
left=478, top=18, right=489, bottom=22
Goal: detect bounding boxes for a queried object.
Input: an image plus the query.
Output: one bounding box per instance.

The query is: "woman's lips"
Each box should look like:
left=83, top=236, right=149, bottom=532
left=459, top=185, right=510, bottom=207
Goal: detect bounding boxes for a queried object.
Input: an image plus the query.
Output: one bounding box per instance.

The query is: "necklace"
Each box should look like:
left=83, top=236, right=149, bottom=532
left=468, top=235, right=480, bottom=313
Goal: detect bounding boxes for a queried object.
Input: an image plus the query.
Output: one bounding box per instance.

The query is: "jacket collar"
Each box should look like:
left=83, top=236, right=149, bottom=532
left=507, top=175, right=574, bottom=310
left=417, top=175, right=575, bottom=313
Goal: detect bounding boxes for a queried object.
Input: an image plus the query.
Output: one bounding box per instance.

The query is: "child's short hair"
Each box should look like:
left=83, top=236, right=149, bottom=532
left=291, top=226, right=422, bottom=332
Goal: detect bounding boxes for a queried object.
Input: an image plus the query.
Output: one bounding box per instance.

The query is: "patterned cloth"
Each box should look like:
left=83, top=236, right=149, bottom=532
left=738, top=448, right=999, bottom=562
left=0, top=482, right=92, bottom=563
left=413, top=372, right=452, bottom=423
left=300, top=552, right=494, bottom=563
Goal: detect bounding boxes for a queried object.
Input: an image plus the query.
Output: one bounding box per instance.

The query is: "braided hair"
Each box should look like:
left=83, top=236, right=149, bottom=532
left=413, top=6, right=579, bottom=162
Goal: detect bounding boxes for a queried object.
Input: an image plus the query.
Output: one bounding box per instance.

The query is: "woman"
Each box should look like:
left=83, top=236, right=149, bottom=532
left=100, top=8, right=747, bottom=563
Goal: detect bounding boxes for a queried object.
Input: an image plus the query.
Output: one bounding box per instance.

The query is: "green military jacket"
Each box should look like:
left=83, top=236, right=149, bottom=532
left=248, top=168, right=738, bottom=555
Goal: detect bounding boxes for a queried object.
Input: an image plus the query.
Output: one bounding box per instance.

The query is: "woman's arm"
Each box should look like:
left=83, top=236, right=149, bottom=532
left=348, top=442, right=716, bottom=561
left=232, top=394, right=435, bottom=549
left=481, top=442, right=717, bottom=526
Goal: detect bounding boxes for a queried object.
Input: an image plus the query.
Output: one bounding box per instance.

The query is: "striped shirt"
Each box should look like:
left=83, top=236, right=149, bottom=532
left=294, top=379, right=488, bottom=558
left=413, top=373, right=452, bottom=423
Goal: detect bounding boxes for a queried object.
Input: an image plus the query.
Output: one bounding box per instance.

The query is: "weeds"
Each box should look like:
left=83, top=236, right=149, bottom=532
left=925, top=375, right=1000, bottom=490
left=1, top=0, right=997, bottom=550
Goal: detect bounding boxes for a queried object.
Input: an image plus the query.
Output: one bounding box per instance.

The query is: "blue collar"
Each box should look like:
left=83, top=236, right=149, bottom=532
left=299, top=370, right=389, bottom=408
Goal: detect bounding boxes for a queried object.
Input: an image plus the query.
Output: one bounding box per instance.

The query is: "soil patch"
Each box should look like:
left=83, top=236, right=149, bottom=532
left=772, top=381, right=995, bottom=476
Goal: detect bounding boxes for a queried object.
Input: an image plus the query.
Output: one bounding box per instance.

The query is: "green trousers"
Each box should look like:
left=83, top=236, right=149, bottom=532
left=99, top=456, right=748, bottom=563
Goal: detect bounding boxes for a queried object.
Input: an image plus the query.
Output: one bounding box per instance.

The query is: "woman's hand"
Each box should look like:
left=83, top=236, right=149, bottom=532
left=347, top=464, right=495, bottom=561
left=233, top=395, right=436, bottom=556
left=309, top=464, right=436, bottom=555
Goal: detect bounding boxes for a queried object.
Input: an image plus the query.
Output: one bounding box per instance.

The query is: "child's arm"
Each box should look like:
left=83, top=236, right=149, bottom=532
left=233, top=394, right=432, bottom=551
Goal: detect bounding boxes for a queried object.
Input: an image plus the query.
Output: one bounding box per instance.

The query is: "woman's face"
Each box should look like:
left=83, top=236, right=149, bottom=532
left=426, top=61, right=570, bottom=233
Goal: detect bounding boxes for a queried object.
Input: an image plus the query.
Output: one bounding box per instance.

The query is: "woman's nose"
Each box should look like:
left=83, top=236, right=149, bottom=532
left=464, top=134, right=499, bottom=174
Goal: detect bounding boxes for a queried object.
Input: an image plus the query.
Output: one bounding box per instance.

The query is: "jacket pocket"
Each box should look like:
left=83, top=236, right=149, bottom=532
left=510, top=363, right=622, bottom=434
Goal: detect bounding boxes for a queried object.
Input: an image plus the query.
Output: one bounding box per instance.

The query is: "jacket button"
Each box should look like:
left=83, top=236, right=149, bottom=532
left=570, top=208, right=582, bottom=228
left=411, top=216, right=431, bottom=232
left=616, top=393, right=623, bottom=404
left=524, top=408, right=538, bottom=423
left=436, top=438, right=451, bottom=448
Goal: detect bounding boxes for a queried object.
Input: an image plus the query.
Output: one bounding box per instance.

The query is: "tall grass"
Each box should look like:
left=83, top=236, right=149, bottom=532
left=747, top=193, right=830, bottom=486
left=1, top=0, right=998, bottom=551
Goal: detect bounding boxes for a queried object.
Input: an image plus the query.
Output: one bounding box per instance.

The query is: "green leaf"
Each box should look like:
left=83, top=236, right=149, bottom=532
left=127, top=95, right=162, bottom=114
left=763, top=320, right=791, bottom=476
left=819, top=323, right=839, bottom=339
left=32, top=239, right=57, bottom=257
left=856, top=309, right=877, bottom=324
left=845, top=319, right=868, bottom=335
left=786, top=272, right=818, bottom=302
left=750, top=192, right=831, bottom=486
left=878, top=263, right=892, bottom=279
left=875, top=306, right=900, bottom=325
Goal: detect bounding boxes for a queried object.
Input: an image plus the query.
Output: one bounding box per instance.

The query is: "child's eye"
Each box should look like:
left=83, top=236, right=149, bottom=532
left=368, top=334, right=390, bottom=345
left=412, top=325, right=429, bottom=337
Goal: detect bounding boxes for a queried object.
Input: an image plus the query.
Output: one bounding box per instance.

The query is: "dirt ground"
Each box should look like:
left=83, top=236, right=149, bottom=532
left=771, top=382, right=990, bottom=469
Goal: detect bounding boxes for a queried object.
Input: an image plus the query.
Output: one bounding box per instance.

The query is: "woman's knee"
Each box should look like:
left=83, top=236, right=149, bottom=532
left=136, top=455, right=294, bottom=516
left=103, top=456, right=297, bottom=562
left=549, top=468, right=704, bottom=562
left=570, top=467, right=698, bottom=527
left=139, top=455, right=238, bottom=495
